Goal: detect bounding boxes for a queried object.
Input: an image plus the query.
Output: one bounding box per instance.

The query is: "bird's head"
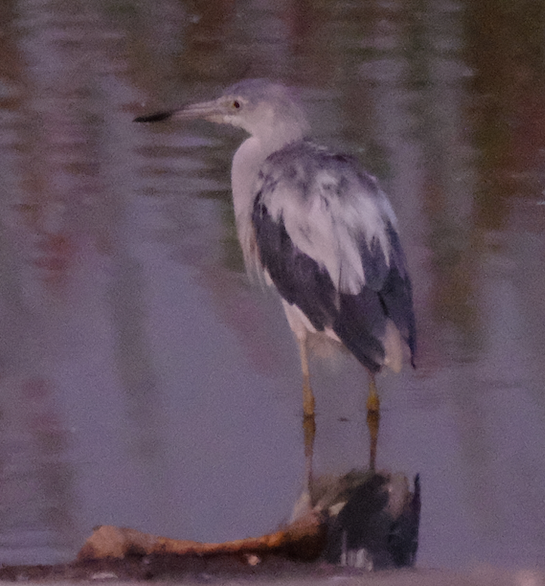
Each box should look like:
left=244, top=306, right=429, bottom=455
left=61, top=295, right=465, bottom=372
left=135, top=79, right=310, bottom=146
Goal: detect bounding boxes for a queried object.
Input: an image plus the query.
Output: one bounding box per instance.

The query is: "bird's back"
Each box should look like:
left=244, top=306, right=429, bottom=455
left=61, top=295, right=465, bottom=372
left=252, top=140, right=416, bottom=373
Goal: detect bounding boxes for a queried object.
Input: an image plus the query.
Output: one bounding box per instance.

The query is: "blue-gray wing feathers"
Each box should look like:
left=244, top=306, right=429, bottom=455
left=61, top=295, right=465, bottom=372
left=252, top=141, right=416, bottom=373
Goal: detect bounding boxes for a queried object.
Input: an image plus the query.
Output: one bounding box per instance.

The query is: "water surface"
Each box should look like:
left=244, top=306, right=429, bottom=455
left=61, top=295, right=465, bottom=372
left=1, top=0, right=545, bottom=571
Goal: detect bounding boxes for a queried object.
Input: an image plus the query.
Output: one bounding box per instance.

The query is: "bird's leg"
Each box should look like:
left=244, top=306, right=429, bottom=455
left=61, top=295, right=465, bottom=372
left=299, top=337, right=316, bottom=492
left=366, top=372, right=380, bottom=471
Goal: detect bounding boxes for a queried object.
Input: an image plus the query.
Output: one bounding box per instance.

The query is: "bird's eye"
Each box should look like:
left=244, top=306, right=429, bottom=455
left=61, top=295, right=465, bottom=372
left=232, top=100, right=241, bottom=109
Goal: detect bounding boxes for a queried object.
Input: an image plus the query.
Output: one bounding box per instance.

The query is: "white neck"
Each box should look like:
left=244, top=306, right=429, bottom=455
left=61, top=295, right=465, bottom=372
left=230, top=120, right=306, bottom=275
left=231, top=136, right=267, bottom=275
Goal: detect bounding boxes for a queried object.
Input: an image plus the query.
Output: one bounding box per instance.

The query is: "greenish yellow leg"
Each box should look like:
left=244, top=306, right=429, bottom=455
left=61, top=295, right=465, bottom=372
left=366, top=373, right=380, bottom=471
left=299, top=338, right=315, bottom=491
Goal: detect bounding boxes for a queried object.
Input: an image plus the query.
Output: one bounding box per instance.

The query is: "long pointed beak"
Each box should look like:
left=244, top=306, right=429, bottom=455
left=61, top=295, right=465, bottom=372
left=134, top=99, right=227, bottom=124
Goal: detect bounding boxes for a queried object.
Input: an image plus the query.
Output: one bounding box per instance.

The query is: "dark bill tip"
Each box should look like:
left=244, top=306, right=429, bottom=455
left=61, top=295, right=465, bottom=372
left=133, top=111, right=173, bottom=123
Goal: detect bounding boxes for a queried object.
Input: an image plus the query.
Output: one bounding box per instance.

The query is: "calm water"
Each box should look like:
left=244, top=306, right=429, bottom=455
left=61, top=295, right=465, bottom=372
left=1, top=0, right=545, bottom=571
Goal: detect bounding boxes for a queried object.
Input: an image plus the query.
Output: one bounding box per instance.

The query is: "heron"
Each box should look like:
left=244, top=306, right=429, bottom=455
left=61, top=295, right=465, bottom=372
left=135, top=79, right=416, bottom=486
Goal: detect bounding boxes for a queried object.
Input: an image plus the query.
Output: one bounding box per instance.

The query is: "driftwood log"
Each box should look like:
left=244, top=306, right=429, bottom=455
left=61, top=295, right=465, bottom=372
left=78, top=470, right=420, bottom=570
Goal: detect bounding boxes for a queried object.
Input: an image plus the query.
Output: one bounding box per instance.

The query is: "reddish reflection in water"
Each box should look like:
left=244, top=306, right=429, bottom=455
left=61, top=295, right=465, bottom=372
left=0, top=0, right=545, bottom=572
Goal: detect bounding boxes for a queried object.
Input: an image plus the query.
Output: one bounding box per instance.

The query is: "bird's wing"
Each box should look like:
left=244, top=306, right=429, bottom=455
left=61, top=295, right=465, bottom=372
left=252, top=141, right=415, bottom=372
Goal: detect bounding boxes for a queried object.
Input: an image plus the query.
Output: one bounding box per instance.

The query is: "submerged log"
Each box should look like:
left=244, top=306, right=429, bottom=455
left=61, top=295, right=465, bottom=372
left=78, top=507, right=325, bottom=563
left=78, top=470, right=420, bottom=570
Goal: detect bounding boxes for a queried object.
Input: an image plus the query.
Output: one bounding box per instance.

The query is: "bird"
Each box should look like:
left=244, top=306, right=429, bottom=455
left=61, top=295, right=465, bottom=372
left=134, top=79, right=416, bottom=487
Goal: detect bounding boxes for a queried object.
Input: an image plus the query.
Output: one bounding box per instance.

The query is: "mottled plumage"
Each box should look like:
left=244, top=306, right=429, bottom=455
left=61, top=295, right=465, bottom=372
left=252, top=140, right=415, bottom=373
left=134, top=79, right=416, bottom=475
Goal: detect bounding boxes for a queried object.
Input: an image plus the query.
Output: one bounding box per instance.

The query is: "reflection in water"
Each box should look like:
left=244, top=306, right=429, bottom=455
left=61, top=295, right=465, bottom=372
left=0, top=0, right=544, bottom=572
left=0, top=377, right=75, bottom=564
